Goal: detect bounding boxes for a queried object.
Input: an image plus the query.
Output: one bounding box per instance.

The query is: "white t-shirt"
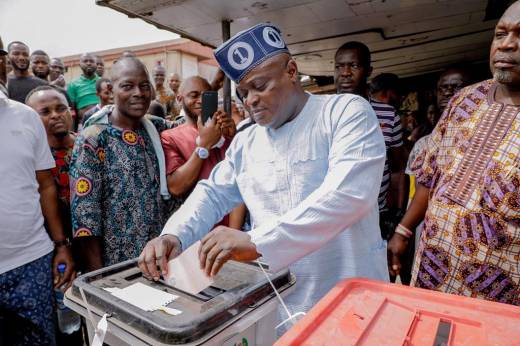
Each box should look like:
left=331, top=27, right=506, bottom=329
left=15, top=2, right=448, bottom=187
left=0, top=93, right=55, bottom=274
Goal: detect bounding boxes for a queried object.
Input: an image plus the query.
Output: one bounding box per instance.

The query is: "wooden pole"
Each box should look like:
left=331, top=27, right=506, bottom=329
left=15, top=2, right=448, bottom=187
left=222, top=20, right=232, bottom=115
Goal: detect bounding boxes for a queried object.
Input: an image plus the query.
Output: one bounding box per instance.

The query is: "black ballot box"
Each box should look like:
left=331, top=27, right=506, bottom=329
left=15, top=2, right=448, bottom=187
left=65, top=259, right=295, bottom=345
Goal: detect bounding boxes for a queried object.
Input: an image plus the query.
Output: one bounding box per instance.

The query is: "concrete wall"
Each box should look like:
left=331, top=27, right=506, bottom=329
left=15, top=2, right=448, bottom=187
left=63, top=50, right=217, bottom=86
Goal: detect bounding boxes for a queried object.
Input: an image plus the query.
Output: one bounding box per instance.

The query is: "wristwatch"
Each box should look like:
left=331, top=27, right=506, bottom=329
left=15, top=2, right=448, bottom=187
left=195, top=146, right=209, bottom=159
left=54, top=238, right=72, bottom=248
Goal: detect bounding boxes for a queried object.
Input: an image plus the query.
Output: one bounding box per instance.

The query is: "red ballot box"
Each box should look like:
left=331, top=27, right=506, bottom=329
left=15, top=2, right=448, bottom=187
left=276, top=278, right=520, bottom=346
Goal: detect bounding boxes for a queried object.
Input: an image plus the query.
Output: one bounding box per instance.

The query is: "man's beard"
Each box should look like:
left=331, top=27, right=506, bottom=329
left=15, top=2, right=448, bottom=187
left=494, top=69, right=513, bottom=84
left=183, top=104, right=197, bottom=121
left=82, top=67, right=95, bottom=76
left=53, top=131, right=68, bottom=138
left=12, top=61, right=29, bottom=72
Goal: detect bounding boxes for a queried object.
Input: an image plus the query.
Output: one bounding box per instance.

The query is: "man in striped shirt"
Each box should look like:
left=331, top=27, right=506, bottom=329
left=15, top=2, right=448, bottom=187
left=334, top=42, right=407, bottom=279
left=369, top=73, right=405, bottom=211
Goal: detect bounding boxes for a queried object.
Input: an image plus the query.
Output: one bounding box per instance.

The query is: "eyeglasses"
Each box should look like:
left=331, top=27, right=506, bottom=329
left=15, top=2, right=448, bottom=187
left=438, top=82, right=465, bottom=93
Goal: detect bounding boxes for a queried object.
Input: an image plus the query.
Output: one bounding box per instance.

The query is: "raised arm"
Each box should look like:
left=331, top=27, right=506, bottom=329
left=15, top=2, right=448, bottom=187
left=164, top=112, right=226, bottom=197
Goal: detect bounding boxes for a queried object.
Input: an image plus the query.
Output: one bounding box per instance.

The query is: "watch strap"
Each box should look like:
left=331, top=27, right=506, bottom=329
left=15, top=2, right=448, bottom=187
left=54, top=238, right=72, bottom=248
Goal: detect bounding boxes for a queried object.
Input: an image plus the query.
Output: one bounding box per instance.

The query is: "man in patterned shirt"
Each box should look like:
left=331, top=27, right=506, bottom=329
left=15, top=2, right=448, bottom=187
left=334, top=42, right=407, bottom=244
left=389, top=1, right=520, bottom=305
left=70, top=57, right=171, bottom=271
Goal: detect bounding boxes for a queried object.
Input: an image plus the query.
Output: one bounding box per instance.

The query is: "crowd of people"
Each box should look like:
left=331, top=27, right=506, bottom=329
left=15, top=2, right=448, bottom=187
left=1, top=1, right=519, bottom=345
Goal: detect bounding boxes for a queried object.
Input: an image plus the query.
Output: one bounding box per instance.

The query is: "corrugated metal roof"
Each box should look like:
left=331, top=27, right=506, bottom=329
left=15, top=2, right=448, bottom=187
left=96, top=0, right=500, bottom=77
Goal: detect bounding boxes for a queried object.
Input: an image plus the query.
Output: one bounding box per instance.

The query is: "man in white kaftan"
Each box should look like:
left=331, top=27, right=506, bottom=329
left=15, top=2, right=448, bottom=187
left=139, top=23, right=388, bottom=335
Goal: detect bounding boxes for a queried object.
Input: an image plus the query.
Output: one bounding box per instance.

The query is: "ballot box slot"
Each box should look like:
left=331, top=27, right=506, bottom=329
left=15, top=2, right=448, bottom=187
left=197, top=286, right=227, bottom=301
left=124, top=272, right=142, bottom=281
left=158, top=278, right=228, bottom=302
left=433, top=320, right=452, bottom=346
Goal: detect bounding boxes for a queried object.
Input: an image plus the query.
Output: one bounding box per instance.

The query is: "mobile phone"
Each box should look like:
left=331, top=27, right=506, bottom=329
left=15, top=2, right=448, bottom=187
left=201, top=91, right=218, bottom=123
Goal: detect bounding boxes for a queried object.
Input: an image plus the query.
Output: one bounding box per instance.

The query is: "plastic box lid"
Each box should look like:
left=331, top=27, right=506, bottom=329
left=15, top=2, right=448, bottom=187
left=70, top=259, right=294, bottom=344
left=276, top=278, right=520, bottom=346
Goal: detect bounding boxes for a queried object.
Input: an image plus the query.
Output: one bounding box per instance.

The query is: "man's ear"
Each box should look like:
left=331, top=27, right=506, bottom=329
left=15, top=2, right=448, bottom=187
left=176, top=94, right=183, bottom=104
left=367, top=66, right=373, bottom=78
left=287, top=59, right=299, bottom=83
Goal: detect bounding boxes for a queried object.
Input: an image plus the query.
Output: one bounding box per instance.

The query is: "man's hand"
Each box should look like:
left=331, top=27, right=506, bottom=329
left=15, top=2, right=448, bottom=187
left=210, top=69, right=225, bottom=91
left=199, top=226, right=260, bottom=277
left=50, top=75, right=66, bottom=88
left=217, top=112, right=236, bottom=139
left=53, top=246, right=76, bottom=289
left=387, top=233, right=410, bottom=277
left=138, top=235, right=182, bottom=281
left=197, top=112, right=222, bottom=149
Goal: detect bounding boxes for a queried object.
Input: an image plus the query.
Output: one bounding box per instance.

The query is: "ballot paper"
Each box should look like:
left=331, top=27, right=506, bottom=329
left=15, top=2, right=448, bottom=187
left=110, top=282, right=178, bottom=311
left=165, top=240, right=214, bottom=295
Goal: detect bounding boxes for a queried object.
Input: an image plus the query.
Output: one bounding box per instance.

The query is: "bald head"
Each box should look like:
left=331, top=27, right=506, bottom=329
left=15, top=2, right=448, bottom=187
left=179, top=76, right=211, bottom=96
left=501, top=0, right=520, bottom=20
left=110, top=57, right=149, bottom=82
left=26, top=85, right=68, bottom=107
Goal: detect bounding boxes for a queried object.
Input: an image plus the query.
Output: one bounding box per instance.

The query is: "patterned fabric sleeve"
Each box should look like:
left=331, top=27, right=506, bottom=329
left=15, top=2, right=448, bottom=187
left=411, top=92, right=461, bottom=188
left=411, top=123, right=443, bottom=188
left=405, top=136, right=428, bottom=176
left=70, top=130, right=104, bottom=238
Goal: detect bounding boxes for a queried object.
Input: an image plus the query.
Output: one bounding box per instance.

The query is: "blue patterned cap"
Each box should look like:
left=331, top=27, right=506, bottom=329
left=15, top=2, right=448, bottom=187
left=214, top=23, right=289, bottom=83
